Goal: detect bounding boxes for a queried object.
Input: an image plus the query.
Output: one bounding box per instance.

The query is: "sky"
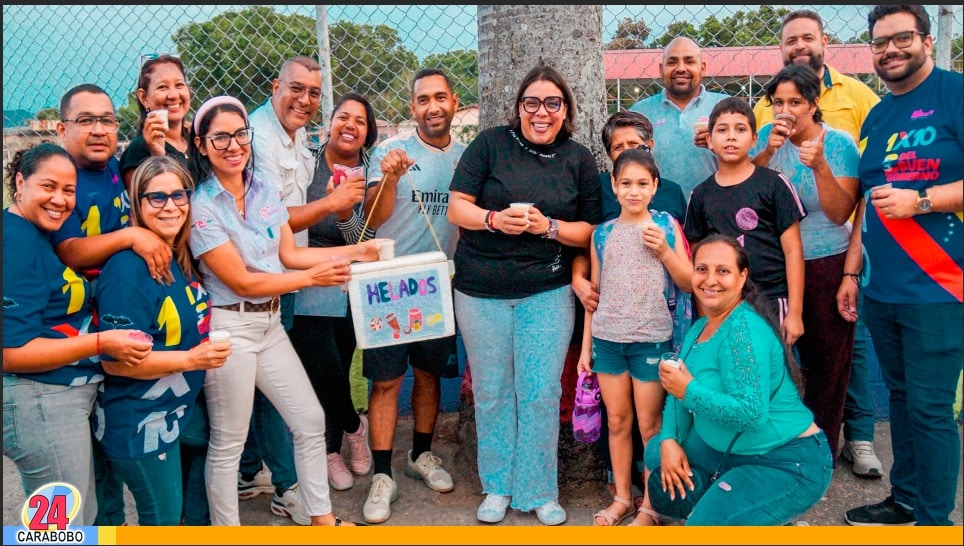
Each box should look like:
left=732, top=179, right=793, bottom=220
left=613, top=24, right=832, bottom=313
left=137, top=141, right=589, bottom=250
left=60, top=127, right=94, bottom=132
left=2, top=4, right=957, bottom=120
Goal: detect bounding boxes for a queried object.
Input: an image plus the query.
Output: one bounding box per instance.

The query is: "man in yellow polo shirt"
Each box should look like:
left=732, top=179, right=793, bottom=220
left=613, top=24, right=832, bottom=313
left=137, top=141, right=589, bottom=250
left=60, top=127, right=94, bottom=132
left=753, top=9, right=885, bottom=480
left=753, top=9, right=880, bottom=143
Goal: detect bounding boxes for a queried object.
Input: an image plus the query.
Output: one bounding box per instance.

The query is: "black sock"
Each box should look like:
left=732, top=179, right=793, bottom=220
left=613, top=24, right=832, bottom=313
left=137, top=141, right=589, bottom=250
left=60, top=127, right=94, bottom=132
left=240, top=471, right=258, bottom=483
left=373, top=450, right=393, bottom=477
left=412, top=432, right=433, bottom=461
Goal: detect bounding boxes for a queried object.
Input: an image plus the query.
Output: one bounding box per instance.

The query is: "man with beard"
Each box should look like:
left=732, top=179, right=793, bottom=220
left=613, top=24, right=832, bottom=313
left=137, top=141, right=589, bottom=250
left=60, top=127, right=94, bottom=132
left=753, top=9, right=880, bottom=144
left=753, top=9, right=886, bottom=481
left=630, top=37, right=729, bottom=201
left=843, top=4, right=962, bottom=527
left=358, top=68, right=466, bottom=524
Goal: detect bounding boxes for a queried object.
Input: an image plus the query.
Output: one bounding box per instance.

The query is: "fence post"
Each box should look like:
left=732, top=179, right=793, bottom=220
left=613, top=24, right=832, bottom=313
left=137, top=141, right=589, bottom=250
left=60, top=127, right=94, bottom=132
left=935, top=5, right=954, bottom=71
left=315, top=5, right=334, bottom=137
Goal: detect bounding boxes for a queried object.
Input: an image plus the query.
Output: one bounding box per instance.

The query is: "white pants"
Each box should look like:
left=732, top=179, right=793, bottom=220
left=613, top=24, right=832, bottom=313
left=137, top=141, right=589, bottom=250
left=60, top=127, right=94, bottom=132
left=204, top=307, right=330, bottom=525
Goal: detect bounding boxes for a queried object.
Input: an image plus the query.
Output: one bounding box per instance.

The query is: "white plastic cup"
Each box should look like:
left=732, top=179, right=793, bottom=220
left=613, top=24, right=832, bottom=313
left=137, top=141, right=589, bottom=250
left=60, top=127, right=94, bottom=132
left=377, top=240, right=395, bottom=261
left=691, top=121, right=708, bottom=134
left=209, top=330, right=231, bottom=345
left=129, top=331, right=153, bottom=344
left=509, top=202, right=534, bottom=211
left=150, top=109, right=169, bottom=131
left=661, top=351, right=681, bottom=369
left=774, top=112, right=796, bottom=132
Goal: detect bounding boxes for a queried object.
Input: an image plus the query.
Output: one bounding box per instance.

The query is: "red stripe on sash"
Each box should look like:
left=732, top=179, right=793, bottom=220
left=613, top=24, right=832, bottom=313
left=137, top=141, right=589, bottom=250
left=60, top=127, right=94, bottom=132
left=877, top=212, right=963, bottom=302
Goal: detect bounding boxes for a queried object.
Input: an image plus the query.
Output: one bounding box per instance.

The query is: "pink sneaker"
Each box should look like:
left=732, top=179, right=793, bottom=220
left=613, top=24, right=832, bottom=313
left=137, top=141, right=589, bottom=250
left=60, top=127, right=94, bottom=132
left=572, top=371, right=601, bottom=443
left=345, top=413, right=372, bottom=475
left=327, top=452, right=354, bottom=491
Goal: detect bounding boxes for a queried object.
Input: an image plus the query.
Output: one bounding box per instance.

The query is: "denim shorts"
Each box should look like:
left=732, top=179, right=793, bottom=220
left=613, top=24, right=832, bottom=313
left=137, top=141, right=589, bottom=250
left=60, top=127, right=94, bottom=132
left=591, top=337, right=672, bottom=382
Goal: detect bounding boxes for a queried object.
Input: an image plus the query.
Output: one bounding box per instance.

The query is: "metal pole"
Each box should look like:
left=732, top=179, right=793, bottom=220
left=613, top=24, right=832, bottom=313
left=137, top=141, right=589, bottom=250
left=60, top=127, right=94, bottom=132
left=315, top=5, right=334, bottom=140
left=935, top=5, right=953, bottom=70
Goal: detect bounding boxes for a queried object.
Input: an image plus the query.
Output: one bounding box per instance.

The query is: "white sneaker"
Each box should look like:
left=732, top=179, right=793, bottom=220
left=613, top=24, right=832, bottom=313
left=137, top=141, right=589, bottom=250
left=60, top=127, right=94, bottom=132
left=842, top=440, right=883, bottom=478
left=237, top=465, right=274, bottom=500
left=404, top=450, right=454, bottom=492
left=363, top=473, right=399, bottom=524
left=270, top=484, right=310, bottom=526
left=477, top=493, right=511, bottom=523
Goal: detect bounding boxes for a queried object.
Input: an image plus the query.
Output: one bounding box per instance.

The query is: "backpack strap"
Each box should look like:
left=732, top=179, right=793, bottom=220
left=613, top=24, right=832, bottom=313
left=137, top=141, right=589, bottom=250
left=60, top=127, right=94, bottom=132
left=652, top=210, right=694, bottom=352
left=593, top=219, right=618, bottom=273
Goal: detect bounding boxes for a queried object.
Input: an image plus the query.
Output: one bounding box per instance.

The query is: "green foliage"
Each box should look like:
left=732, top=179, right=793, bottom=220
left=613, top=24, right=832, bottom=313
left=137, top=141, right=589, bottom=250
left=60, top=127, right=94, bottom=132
left=422, top=49, right=479, bottom=106
left=173, top=6, right=317, bottom=116
left=330, top=20, right=419, bottom=124
left=649, top=21, right=700, bottom=49
left=35, top=107, right=60, bottom=121
left=646, top=5, right=792, bottom=48
left=116, top=91, right=142, bottom=142
left=606, top=17, right=651, bottom=50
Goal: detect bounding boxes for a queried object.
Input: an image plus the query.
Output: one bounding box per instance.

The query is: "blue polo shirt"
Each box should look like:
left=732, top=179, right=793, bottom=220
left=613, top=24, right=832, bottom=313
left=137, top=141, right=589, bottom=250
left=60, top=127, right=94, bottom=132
left=189, top=174, right=290, bottom=307
left=630, top=86, right=729, bottom=201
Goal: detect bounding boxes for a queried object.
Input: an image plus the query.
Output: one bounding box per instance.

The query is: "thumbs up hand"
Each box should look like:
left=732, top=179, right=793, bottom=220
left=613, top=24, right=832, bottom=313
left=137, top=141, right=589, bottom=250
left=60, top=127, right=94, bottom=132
left=799, top=127, right=827, bottom=169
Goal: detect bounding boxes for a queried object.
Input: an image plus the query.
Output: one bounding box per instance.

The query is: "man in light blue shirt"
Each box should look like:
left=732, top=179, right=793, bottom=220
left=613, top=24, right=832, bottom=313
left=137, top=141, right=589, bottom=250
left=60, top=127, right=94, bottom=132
left=629, top=37, right=729, bottom=201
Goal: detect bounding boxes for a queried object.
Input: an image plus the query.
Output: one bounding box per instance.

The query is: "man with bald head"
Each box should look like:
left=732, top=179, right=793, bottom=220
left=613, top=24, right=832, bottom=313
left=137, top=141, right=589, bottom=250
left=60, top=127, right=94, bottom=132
left=630, top=37, right=729, bottom=200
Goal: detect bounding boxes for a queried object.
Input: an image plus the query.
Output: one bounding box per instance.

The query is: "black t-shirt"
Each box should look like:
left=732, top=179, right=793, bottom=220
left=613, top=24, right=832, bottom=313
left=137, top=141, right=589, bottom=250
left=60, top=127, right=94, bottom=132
left=449, top=126, right=602, bottom=298
left=683, top=165, right=805, bottom=299
left=119, top=133, right=190, bottom=177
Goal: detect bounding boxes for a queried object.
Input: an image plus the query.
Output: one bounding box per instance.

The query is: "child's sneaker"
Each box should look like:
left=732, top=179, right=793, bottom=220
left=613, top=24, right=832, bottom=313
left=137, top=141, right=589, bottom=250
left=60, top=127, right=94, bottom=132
left=572, top=371, right=602, bottom=443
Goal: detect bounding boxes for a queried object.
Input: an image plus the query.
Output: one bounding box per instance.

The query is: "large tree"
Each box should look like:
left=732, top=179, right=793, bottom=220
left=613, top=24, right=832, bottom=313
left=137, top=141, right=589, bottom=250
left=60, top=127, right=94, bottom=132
left=606, top=17, right=651, bottom=50
left=456, top=4, right=608, bottom=490
left=164, top=6, right=418, bottom=127
left=423, top=49, right=479, bottom=107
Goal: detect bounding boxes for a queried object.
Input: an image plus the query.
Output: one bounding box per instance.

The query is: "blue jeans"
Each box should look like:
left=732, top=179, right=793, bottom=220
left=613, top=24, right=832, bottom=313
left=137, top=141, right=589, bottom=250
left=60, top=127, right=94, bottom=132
left=238, top=292, right=297, bottom=491
left=179, top=391, right=210, bottom=525
left=3, top=376, right=99, bottom=526
left=843, top=292, right=877, bottom=442
left=455, top=285, right=575, bottom=512
left=108, top=448, right=184, bottom=525
left=645, top=430, right=833, bottom=525
left=862, top=297, right=963, bottom=526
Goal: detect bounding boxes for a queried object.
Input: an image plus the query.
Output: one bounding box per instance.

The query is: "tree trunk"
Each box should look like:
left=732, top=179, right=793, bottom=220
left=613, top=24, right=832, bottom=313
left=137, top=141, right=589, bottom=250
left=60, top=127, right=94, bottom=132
left=455, top=4, right=607, bottom=495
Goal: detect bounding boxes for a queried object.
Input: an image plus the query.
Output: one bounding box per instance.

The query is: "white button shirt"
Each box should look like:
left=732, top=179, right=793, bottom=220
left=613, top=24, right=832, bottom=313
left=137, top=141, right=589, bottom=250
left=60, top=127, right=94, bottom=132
left=249, top=99, right=316, bottom=248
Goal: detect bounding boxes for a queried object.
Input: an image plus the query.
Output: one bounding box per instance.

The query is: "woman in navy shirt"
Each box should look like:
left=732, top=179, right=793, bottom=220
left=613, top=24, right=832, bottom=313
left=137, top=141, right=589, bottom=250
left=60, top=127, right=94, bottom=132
left=3, top=143, right=152, bottom=525
left=93, top=156, right=231, bottom=525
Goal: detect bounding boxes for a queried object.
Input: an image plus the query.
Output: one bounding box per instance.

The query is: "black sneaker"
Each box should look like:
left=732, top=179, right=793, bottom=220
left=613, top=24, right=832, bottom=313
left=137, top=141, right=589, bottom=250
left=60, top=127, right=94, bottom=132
left=845, top=496, right=916, bottom=526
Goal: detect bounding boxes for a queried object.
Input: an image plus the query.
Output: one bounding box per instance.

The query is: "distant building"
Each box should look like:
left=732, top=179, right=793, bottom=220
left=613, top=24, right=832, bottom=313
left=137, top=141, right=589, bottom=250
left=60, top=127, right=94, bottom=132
left=604, top=43, right=879, bottom=109
left=394, top=104, right=479, bottom=144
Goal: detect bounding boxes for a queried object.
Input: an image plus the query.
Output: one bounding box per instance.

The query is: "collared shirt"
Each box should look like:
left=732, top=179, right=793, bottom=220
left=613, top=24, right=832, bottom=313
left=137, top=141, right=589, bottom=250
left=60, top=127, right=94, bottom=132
left=249, top=99, right=316, bottom=248
left=754, top=65, right=881, bottom=144
left=630, top=85, right=729, bottom=201
left=189, top=174, right=290, bottom=307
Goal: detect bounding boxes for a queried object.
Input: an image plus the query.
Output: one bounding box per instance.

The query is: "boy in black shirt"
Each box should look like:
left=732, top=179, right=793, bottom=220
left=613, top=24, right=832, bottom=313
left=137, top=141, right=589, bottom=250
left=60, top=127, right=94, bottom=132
left=684, top=97, right=806, bottom=344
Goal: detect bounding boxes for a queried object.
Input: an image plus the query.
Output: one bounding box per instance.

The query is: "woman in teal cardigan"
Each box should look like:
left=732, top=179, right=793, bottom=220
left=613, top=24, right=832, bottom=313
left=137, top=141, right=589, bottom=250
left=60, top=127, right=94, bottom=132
left=639, top=234, right=832, bottom=526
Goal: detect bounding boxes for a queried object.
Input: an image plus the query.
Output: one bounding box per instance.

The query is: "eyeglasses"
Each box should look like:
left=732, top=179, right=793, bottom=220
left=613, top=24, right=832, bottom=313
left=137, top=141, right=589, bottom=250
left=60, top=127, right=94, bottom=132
left=520, top=96, right=564, bottom=114
left=139, top=189, right=192, bottom=208
left=140, top=53, right=179, bottom=66
left=204, top=128, right=253, bottom=150
left=868, top=31, right=926, bottom=54
left=62, top=115, right=120, bottom=133
left=278, top=79, right=322, bottom=101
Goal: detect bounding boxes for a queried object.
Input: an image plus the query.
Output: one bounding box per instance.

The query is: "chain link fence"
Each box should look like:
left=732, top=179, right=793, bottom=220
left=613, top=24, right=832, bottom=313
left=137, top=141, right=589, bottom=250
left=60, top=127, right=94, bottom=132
left=3, top=4, right=962, bottom=171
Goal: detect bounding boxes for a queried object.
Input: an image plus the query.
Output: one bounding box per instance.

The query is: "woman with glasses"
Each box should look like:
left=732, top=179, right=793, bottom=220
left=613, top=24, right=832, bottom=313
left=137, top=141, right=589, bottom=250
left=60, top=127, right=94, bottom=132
left=750, top=63, right=860, bottom=465
left=187, top=95, right=383, bottom=526
left=448, top=64, right=602, bottom=525
left=120, top=55, right=193, bottom=189
left=3, top=143, right=152, bottom=526
left=289, top=92, right=379, bottom=491
left=92, top=156, right=231, bottom=525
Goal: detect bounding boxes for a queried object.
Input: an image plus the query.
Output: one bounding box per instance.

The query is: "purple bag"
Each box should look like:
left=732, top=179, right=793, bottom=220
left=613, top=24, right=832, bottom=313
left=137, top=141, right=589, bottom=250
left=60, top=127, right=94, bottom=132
left=572, top=370, right=602, bottom=443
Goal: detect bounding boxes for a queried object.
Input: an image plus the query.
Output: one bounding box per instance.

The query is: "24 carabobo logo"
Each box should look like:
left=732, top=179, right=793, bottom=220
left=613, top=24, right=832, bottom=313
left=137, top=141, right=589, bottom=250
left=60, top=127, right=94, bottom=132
left=21, top=482, right=80, bottom=530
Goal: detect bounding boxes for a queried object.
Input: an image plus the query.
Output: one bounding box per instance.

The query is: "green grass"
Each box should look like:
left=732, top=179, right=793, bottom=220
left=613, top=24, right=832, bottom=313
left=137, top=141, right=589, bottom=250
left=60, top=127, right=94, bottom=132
left=350, top=348, right=369, bottom=412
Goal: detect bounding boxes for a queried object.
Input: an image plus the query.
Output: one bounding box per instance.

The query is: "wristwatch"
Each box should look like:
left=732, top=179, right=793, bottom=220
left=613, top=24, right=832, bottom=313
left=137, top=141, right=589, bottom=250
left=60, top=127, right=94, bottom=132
left=916, top=189, right=932, bottom=214
left=543, top=217, right=559, bottom=240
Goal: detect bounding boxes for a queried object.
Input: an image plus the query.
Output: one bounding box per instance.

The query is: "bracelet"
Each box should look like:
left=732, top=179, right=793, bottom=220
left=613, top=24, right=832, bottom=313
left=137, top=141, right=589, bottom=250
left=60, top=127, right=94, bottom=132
left=483, top=210, right=496, bottom=232
left=843, top=272, right=860, bottom=279
left=96, top=332, right=101, bottom=355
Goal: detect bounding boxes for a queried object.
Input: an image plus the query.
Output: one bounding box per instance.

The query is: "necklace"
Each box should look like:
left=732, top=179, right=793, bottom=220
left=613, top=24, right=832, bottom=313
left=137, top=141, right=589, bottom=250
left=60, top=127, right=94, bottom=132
left=233, top=182, right=248, bottom=219
left=416, top=128, right=451, bottom=151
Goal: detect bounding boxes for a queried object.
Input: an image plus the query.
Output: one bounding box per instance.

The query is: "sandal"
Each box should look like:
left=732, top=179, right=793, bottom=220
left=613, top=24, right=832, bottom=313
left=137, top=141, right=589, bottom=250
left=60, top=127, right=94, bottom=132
left=627, top=507, right=667, bottom=527
left=593, top=495, right=634, bottom=526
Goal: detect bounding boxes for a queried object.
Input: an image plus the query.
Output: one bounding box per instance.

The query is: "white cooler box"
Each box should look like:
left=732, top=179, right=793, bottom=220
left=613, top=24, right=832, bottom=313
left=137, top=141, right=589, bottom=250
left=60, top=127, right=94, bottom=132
left=347, top=251, right=455, bottom=349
